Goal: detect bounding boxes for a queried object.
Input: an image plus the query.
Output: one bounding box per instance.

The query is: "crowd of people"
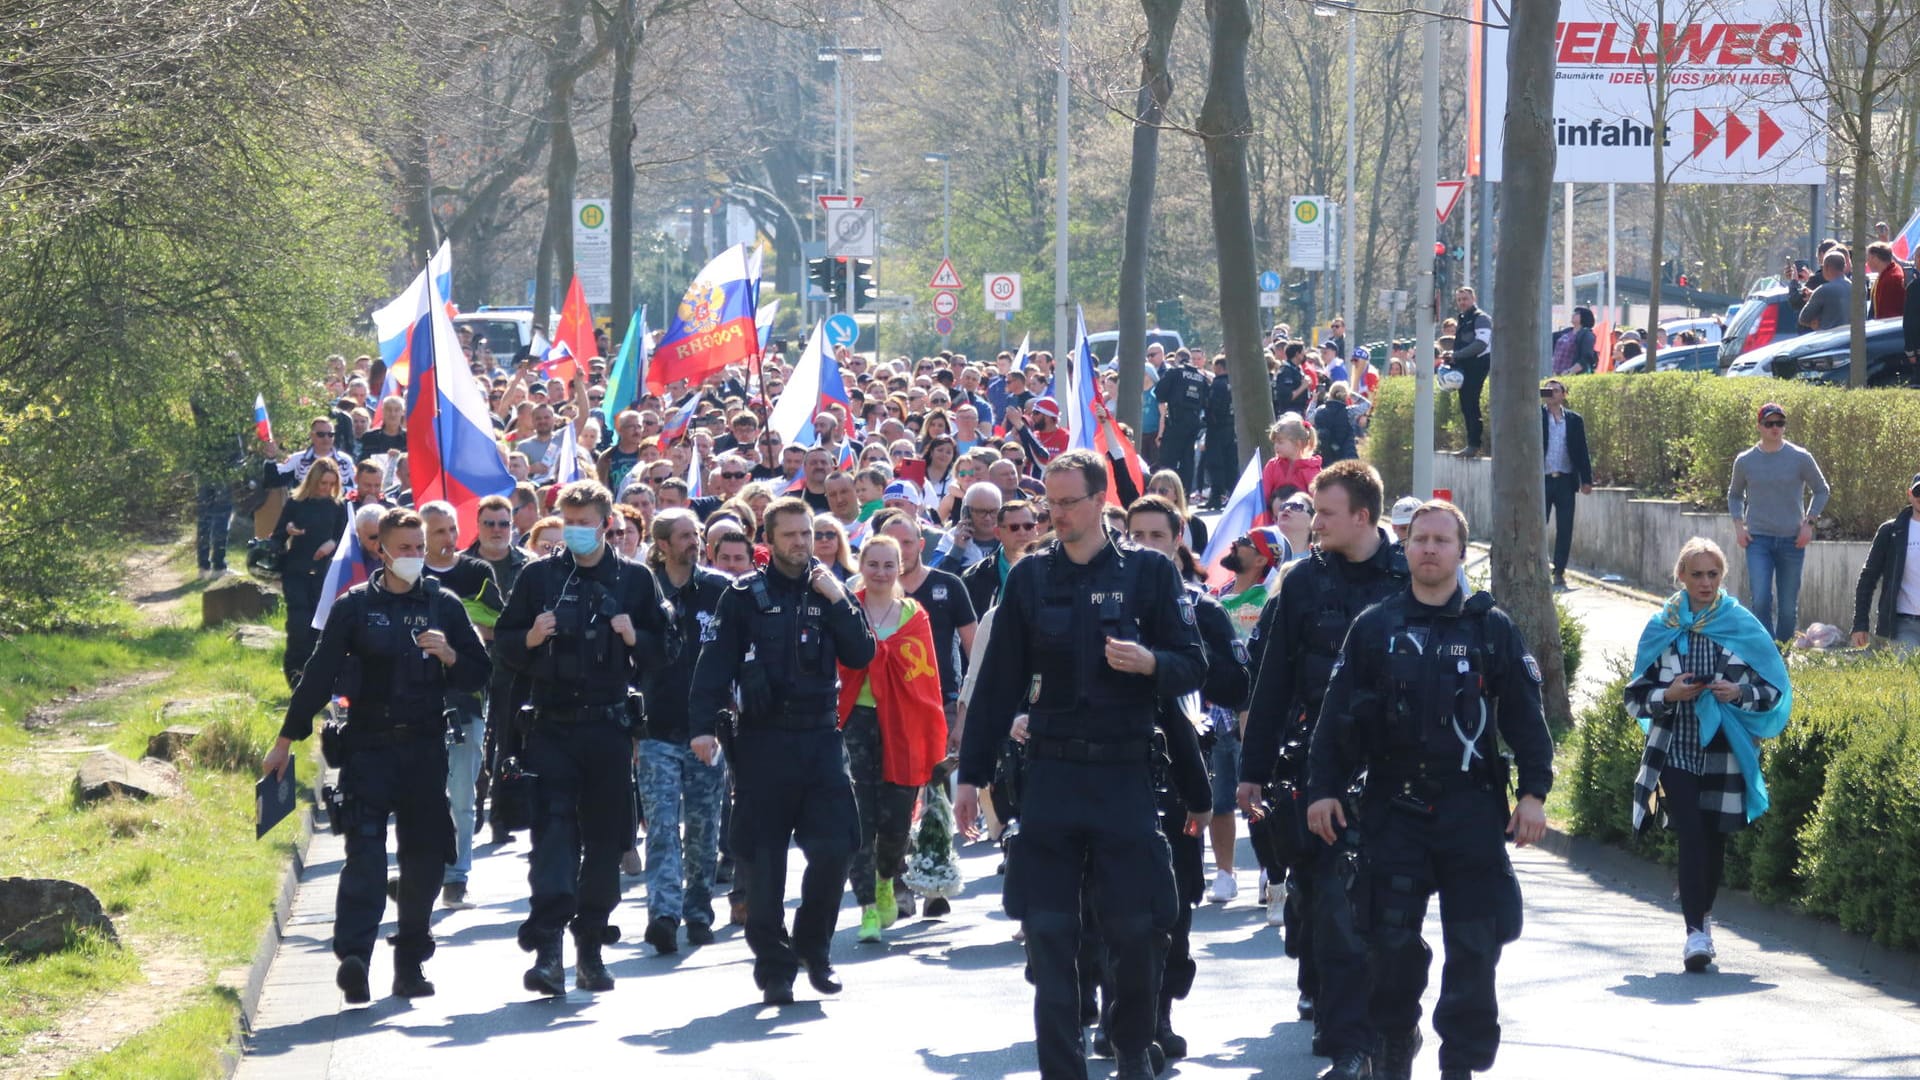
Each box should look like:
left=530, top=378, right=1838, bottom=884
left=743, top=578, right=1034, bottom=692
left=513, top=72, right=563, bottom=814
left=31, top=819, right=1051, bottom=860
left=224, top=318, right=1825, bottom=1080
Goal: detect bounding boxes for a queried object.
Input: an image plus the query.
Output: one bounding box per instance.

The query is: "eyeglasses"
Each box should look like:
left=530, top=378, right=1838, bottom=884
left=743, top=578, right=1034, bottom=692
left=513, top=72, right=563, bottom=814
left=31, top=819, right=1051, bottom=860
left=1050, top=493, right=1097, bottom=511
left=311, top=431, right=335, bottom=439
left=606, top=528, right=631, bottom=538
left=1279, top=502, right=1312, bottom=514
left=1761, top=419, right=1786, bottom=428
left=1002, top=521, right=1039, bottom=532
left=720, top=471, right=749, bottom=480
left=480, top=519, right=512, bottom=529
left=967, top=506, right=997, bottom=516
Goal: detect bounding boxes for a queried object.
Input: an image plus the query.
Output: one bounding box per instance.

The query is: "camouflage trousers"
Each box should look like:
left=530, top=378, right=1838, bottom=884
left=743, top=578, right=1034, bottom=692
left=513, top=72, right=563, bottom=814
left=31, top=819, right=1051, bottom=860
left=843, top=706, right=918, bottom=906
left=636, top=738, right=727, bottom=928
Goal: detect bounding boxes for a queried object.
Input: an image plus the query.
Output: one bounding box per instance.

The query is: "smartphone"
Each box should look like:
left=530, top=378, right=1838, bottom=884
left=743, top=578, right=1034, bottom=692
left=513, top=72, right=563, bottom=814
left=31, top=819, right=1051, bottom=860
left=896, top=458, right=927, bottom=485
left=1793, top=259, right=1810, bottom=275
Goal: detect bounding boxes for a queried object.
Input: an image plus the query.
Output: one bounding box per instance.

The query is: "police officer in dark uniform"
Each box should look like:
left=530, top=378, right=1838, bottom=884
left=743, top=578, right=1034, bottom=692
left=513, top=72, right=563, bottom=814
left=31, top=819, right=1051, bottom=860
left=688, top=495, right=874, bottom=1005
left=493, top=480, right=672, bottom=996
left=1235, top=460, right=1408, bottom=1080
left=263, top=508, right=491, bottom=1004
left=1308, top=500, right=1552, bottom=1080
left=1156, top=350, right=1210, bottom=491
left=1118, top=495, right=1252, bottom=1060
left=1199, top=355, right=1237, bottom=510
left=956, top=450, right=1209, bottom=1080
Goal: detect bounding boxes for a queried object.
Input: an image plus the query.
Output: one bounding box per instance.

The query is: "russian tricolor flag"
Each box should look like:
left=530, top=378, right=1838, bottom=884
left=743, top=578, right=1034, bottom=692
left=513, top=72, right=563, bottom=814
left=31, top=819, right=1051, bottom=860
left=254, top=394, right=273, bottom=443
left=1198, top=452, right=1267, bottom=588
left=311, top=518, right=376, bottom=630
left=403, top=270, right=516, bottom=539
left=1013, top=333, right=1031, bottom=371
left=768, top=321, right=853, bottom=449
left=1893, top=208, right=1920, bottom=263
left=374, top=242, right=452, bottom=398
left=686, top=442, right=704, bottom=500
left=648, top=244, right=762, bottom=393
left=1058, top=306, right=1101, bottom=454
left=662, top=393, right=701, bottom=443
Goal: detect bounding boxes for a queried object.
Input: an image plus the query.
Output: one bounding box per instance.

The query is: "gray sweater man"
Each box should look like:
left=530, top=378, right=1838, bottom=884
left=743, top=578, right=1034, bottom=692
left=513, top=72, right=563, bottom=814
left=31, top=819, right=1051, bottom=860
left=1727, top=402, right=1830, bottom=640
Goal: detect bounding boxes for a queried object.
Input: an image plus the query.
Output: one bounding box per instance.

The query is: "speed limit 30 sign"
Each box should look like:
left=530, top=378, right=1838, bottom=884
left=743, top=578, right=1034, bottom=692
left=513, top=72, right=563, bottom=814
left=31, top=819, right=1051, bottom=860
left=984, top=273, right=1022, bottom=312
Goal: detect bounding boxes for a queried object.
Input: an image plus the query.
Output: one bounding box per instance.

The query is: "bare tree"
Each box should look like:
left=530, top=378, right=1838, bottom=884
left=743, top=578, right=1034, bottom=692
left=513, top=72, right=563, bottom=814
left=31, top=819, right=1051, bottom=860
left=531, top=0, right=612, bottom=335
left=1116, top=0, right=1183, bottom=434
left=1198, top=0, right=1275, bottom=460
left=1488, top=0, right=1570, bottom=730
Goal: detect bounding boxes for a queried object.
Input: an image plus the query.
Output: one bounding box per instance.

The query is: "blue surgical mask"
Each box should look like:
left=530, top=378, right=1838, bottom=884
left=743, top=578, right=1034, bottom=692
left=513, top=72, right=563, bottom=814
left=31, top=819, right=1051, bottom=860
left=562, top=525, right=601, bottom=556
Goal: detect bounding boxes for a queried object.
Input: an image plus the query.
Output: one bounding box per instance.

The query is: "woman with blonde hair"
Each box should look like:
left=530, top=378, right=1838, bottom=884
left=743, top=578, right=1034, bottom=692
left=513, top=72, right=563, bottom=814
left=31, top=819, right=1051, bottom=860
left=837, top=533, right=949, bottom=942
left=1260, top=412, right=1322, bottom=504
left=812, top=516, right=857, bottom=580
left=1145, top=469, right=1209, bottom=555
left=1624, top=537, right=1792, bottom=973
left=272, top=457, right=349, bottom=687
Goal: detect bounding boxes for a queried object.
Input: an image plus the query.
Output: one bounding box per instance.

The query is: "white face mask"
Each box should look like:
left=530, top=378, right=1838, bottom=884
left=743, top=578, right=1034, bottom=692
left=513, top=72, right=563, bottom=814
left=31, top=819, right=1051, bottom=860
left=388, top=556, right=425, bottom=584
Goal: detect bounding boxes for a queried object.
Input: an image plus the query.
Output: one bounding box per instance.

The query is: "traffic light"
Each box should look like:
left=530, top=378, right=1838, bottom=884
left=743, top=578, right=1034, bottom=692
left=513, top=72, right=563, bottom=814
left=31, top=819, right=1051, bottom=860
left=808, top=257, right=842, bottom=299
left=849, top=258, right=876, bottom=311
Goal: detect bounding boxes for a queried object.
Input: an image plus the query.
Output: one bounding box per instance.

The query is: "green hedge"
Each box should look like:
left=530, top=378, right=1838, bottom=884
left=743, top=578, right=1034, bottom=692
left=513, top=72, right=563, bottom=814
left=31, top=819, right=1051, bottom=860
left=1364, top=372, right=1920, bottom=539
left=1567, top=648, right=1920, bottom=949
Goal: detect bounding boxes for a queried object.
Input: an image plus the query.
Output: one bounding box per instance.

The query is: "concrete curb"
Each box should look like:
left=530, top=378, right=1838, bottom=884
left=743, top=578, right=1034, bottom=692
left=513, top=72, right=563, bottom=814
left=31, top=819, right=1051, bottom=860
left=217, top=772, right=320, bottom=1078
left=1536, top=825, right=1920, bottom=994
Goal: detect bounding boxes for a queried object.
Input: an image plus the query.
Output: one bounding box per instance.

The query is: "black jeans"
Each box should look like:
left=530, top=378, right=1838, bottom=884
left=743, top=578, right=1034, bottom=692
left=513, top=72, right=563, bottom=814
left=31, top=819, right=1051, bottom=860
left=282, top=571, right=323, bottom=687
left=729, top=726, right=858, bottom=989
left=1454, top=355, right=1491, bottom=448
left=1659, top=765, right=1729, bottom=933
left=518, top=717, right=637, bottom=949
left=1202, top=427, right=1239, bottom=504
left=1544, top=473, right=1578, bottom=576
left=195, top=482, right=232, bottom=571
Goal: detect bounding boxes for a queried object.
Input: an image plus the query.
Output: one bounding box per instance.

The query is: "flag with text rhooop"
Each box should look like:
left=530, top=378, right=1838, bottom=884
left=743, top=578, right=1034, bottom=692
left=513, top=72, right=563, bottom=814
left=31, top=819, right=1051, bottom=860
left=648, top=244, right=761, bottom=393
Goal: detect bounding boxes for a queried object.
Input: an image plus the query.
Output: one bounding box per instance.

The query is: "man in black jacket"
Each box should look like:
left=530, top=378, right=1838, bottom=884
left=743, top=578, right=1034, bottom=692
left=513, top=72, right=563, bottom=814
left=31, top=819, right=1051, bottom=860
left=1851, top=474, right=1920, bottom=649
left=1540, top=379, right=1594, bottom=589
left=1449, top=287, right=1493, bottom=457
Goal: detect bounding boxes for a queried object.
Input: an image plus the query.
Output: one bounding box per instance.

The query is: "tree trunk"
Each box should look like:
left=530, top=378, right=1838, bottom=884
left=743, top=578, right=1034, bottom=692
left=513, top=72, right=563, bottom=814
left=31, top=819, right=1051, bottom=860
left=1199, top=0, right=1274, bottom=466
left=609, top=0, right=638, bottom=338
left=400, top=115, right=438, bottom=273
left=530, top=0, right=594, bottom=336
left=1116, top=0, right=1181, bottom=435
left=1488, top=0, right=1570, bottom=731
left=1849, top=27, right=1879, bottom=387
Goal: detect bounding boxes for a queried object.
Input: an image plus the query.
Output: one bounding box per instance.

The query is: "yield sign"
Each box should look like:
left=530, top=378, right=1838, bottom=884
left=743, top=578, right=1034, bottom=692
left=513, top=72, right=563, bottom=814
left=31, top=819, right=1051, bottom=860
left=928, top=258, right=963, bottom=290
left=1436, top=180, right=1466, bottom=224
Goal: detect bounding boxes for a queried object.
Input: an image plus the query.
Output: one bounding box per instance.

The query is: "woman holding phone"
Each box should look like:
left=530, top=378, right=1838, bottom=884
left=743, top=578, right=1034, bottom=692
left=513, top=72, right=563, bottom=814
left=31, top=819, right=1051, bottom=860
left=1624, top=537, right=1793, bottom=974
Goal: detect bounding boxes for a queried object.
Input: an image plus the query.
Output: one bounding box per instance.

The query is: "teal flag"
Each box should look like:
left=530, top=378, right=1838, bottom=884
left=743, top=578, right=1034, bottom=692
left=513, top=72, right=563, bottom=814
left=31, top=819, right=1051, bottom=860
left=601, top=306, right=649, bottom=430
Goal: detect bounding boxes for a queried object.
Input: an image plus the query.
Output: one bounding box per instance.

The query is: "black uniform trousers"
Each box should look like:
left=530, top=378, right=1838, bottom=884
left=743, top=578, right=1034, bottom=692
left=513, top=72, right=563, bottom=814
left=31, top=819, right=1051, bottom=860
left=1364, top=789, right=1521, bottom=1074
left=282, top=571, right=324, bottom=687
left=1454, top=355, right=1491, bottom=450
left=1201, top=427, right=1238, bottom=505
left=334, top=735, right=453, bottom=966
left=518, top=712, right=636, bottom=950
left=1160, top=416, right=1202, bottom=491
left=1005, top=758, right=1177, bottom=1080
left=1087, top=804, right=1203, bottom=1036
left=1281, top=837, right=1373, bottom=1057
left=729, top=725, right=859, bottom=989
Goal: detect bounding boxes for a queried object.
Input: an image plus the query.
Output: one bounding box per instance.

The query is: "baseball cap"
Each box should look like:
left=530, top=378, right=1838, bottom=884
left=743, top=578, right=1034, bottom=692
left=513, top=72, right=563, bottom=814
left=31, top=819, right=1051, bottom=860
left=1242, top=526, right=1290, bottom=565
left=1910, top=472, right=1920, bottom=496
left=883, top=480, right=921, bottom=503
left=1031, top=398, right=1061, bottom=420
left=1390, top=496, right=1423, bottom=526
left=1352, top=346, right=1371, bottom=361
left=1758, top=402, right=1787, bottom=423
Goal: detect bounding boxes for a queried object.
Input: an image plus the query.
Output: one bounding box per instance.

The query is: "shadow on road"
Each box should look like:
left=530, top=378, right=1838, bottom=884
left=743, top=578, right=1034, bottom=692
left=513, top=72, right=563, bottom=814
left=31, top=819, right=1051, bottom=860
left=918, top=1040, right=1039, bottom=1078
left=1607, top=970, right=1779, bottom=1003
left=621, top=1000, right=827, bottom=1054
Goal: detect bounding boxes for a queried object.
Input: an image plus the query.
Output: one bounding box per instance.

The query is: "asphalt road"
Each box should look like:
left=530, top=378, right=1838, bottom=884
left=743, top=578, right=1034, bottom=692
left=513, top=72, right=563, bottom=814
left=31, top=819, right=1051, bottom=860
left=237, top=806, right=1920, bottom=1080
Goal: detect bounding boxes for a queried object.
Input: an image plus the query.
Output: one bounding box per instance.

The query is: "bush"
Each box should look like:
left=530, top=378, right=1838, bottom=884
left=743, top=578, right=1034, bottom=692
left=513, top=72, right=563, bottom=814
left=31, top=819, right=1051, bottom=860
left=1556, top=594, right=1584, bottom=688
left=1567, top=648, right=1920, bottom=948
left=1365, top=372, right=1920, bottom=539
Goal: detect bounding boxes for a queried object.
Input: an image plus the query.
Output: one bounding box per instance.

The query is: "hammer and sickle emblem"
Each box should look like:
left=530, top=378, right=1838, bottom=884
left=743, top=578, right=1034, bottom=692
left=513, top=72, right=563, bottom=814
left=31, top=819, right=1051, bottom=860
left=898, top=638, right=936, bottom=681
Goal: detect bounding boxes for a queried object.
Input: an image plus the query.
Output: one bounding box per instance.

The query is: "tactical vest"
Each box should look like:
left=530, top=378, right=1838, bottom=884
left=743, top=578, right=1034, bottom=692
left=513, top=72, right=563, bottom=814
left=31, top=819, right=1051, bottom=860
left=340, top=577, right=445, bottom=721
left=541, top=557, right=625, bottom=685
left=737, top=567, right=836, bottom=719
left=1289, top=546, right=1409, bottom=722
left=1378, top=593, right=1500, bottom=779
left=1024, top=541, right=1157, bottom=743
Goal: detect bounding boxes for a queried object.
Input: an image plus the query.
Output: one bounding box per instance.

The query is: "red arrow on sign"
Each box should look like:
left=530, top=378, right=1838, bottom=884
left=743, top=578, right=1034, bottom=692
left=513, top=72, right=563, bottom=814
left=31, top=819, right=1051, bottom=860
left=1693, top=110, right=1718, bottom=158
left=1757, top=110, right=1784, bottom=157
left=1724, top=112, right=1751, bottom=156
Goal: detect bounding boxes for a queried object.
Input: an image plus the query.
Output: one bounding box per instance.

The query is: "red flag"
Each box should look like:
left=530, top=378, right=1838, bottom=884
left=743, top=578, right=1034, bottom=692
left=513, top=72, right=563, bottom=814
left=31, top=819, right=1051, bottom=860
left=547, top=275, right=598, bottom=387
left=1092, top=403, right=1145, bottom=507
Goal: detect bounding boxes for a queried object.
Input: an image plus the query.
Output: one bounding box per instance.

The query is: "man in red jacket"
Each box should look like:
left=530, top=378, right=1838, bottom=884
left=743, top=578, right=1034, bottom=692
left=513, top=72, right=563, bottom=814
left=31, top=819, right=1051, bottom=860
left=1868, top=242, right=1907, bottom=319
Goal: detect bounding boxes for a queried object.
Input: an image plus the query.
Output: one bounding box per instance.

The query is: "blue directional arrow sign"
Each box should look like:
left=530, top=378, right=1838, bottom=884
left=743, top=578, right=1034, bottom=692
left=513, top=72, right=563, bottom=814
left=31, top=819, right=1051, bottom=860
left=824, top=313, right=860, bottom=348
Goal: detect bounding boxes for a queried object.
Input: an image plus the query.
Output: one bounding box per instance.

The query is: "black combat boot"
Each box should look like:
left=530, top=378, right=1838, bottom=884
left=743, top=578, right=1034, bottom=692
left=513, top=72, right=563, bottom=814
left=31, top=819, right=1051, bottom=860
left=1317, top=1051, right=1372, bottom=1080
left=1114, top=1046, right=1163, bottom=1079
left=574, top=931, right=615, bottom=992
left=392, top=960, right=435, bottom=999
left=644, top=915, right=679, bottom=956
left=1377, top=1027, right=1423, bottom=1080
left=523, top=940, right=565, bottom=996
left=1154, top=993, right=1187, bottom=1059
left=336, top=955, right=371, bottom=1005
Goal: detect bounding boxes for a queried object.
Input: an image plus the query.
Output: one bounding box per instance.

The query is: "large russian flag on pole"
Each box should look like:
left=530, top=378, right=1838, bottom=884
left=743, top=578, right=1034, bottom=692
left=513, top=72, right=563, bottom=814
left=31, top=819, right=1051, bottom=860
left=1058, top=306, right=1101, bottom=454
left=647, top=243, right=761, bottom=393
left=311, top=519, right=375, bottom=631
left=768, top=321, right=852, bottom=448
left=1198, top=452, right=1267, bottom=587
left=374, top=242, right=452, bottom=397
left=404, top=272, right=515, bottom=539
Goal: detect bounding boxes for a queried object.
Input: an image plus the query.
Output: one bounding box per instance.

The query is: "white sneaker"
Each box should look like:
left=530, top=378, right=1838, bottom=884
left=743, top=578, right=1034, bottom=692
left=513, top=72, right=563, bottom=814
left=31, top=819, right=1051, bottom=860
left=1208, top=869, right=1238, bottom=903
left=1682, top=929, right=1715, bottom=972
left=1265, top=881, right=1287, bottom=927
left=1258, top=868, right=1270, bottom=905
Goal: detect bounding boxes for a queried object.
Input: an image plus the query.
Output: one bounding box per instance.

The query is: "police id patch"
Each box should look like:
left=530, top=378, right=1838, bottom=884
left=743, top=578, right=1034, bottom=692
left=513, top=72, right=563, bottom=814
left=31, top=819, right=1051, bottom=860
left=1231, top=639, right=1250, bottom=666
left=1179, top=596, right=1196, bottom=625
left=696, top=611, right=718, bottom=644
left=1523, top=654, right=1542, bottom=684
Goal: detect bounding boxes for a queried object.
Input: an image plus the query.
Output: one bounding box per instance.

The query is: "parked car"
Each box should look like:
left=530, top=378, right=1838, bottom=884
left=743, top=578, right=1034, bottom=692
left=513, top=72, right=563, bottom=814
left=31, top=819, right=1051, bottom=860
left=1770, top=318, right=1910, bottom=386
left=1659, top=316, right=1724, bottom=345
left=454, top=307, right=544, bottom=362
left=1718, top=288, right=1802, bottom=367
left=1087, top=328, right=1186, bottom=365
left=1723, top=327, right=1810, bottom=378
left=1613, top=342, right=1721, bottom=374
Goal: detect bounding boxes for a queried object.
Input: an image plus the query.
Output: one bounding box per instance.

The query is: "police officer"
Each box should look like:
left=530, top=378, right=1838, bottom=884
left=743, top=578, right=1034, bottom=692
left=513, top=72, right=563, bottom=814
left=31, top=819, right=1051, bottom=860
left=688, top=496, right=874, bottom=1005
left=263, top=508, right=490, bottom=1003
left=494, top=479, right=672, bottom=996
left=1120, top=495, right=1251, bottom=1061
left=1199, top=355, right=1237, bottom=510
left=956, top=450, right=1208, bottom=1080
left=1235, top=460, right=1408, bottom=1080
left=1307, top=500, right=1552, bottom=1080
left=1156, top=349, right=1210, bottom=491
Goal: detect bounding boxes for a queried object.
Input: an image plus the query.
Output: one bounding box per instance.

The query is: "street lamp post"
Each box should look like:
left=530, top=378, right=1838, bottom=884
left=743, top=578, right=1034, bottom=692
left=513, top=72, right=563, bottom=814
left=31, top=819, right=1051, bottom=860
left=1315, top=0, right=1357, bottom=343
left=925, top=151, right=952, bottom=348
left=818, top=43, right=883, bottom=322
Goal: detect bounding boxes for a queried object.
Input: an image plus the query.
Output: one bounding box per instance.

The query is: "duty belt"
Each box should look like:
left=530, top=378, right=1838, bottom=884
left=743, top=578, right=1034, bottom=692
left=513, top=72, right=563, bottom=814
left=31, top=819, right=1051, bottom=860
left=747, top=705, right=838, bottom=732
left=342, top=716, right=445, bottom=748
left=1025, top=735, right=1154, bottom=765
left=534, top=702, right=626, bottom=726
left=1370, top=766, right=1498, bottom=807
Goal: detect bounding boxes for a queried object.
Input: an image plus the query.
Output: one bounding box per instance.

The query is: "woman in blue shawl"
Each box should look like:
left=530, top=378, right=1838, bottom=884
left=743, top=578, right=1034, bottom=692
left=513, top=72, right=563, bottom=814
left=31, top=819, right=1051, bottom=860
left=1624, top=537, right=1793, bottom=974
